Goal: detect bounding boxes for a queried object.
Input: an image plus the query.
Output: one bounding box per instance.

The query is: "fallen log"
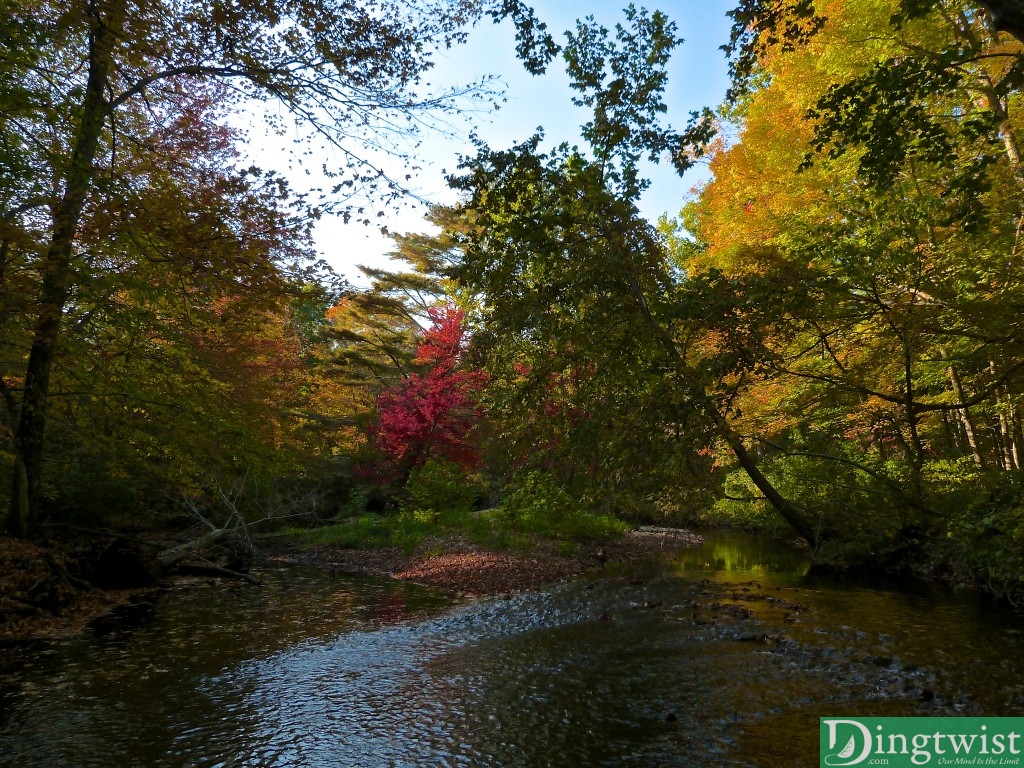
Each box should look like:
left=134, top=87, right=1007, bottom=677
left=156, top=527, right=239, bottom=570
left=176, top=562, right=262, bottom=585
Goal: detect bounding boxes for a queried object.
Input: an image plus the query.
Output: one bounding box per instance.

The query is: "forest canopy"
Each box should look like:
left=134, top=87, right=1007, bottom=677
left=2, top=0, right=1023, bottom=602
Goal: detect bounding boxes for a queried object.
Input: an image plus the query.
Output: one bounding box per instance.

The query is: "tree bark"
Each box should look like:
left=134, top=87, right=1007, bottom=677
left=947, top=364, right=985, bottom=470
left=155, top=527, right=240, bottom=569
left=1012, top=396, right=1024, bottom=470
left=708, top=409, right=819, bottom=543
left=623, top=277, right=818, bottom=543
left=6, top=1, right=114, bottom=536
left=993, top=368, right=1018, bottom=470
left=980, top=1, right=1024, bottom=43
left=176, top=562, right=262, bottom=585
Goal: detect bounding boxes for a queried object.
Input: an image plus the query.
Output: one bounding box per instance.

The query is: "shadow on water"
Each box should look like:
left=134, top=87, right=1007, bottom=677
left=1, top=533, right=1023, bottom=767
left=87, top=594, right=160, bottom=639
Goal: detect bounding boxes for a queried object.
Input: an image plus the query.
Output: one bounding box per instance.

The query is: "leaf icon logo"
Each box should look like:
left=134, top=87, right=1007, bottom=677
left=837, top=736, right=856, bottom=759
left=822, top=719, right=873, bottom=766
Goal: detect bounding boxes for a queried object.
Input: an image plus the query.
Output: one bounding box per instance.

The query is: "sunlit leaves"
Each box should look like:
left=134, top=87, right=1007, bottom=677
left=372, top=305, right=486, bottom=473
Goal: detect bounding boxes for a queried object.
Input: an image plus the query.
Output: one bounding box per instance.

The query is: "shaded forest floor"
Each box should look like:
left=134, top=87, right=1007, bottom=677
left=0, top=537, right=154, bottom=646
left=0, top=527, right=703, bottom=645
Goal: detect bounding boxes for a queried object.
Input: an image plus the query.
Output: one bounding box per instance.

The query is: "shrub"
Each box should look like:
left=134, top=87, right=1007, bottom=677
left=498, top=472, right=628, bottom=543
left=946, top=470, right=1024, bottom=603
left=401, top=459, right=481, bottom=521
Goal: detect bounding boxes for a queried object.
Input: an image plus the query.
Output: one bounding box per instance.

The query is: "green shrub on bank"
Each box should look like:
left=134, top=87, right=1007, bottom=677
left=701, top=468, right=788, bottom=534
left=944, top=471, right=1024, bottom=603
left=283, top=468, right=629, bottom=552
left=401, top=459, right=482, bottom=522
left=498, top=471, right=629, bottom=543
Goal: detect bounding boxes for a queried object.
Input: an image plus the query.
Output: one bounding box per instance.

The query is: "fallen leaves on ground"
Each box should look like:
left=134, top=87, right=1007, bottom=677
left=282, top=527, right=703, bottom=597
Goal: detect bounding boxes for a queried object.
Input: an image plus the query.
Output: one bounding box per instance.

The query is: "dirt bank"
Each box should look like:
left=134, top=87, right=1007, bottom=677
left=271, top=526, right=704, bottom=596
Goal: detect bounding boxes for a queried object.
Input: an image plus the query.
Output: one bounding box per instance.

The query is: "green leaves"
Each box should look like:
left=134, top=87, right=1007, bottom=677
left=804, top=53, right=992, bottom=189
left=487, top=0, right=561, bottom=75
left=563, top=4, right=714, bottom=196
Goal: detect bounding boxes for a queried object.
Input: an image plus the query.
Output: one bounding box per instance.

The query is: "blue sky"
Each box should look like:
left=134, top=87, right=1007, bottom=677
left=264, top=1, right=737, bottom=284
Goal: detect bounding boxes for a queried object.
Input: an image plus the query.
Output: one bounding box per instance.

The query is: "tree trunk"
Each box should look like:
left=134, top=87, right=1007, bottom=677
left=156, top=526, right=241, bottom=569
left=992, top=415, right=1008, bottom=471
left=998, top=406, right=1017, bottom=470
left=980, top=1, right=1024, bottom=43
left=709, top=409, right=819, bottom=543
left=624, top=278, right=818, bottom=543
left=947, top=364, right=985, bottom=470
left=6, top=1, right=114, bottom=536
left=994, top=374, right=1018, bottom=470
left=1012, top=396, right=1024, bottom=470
left=940, top=410, right=956, bottom=453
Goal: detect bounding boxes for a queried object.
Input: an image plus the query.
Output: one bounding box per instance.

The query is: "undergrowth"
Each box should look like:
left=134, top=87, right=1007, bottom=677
left=282, top=464, right=629, bottom=554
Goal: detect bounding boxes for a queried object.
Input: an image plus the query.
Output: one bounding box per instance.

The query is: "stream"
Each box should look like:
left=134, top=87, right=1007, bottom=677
left=1, top=530, right=1022, bottom=767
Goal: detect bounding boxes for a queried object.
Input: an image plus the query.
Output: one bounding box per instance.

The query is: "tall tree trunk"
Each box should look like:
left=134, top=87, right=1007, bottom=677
left=706, top=407, right=818, bottom=543
left=624, top=278, right=818, bottom=543
left=940, top=410, right=956, bottom=454
left=1012, top=396, right=1023, bottom=470
left=998, top=403, right=1017, bottom=470
left=993, top=370, right=1019, bottom=470
left=947, top=363, right=985, bottom=470
left=6, top=1, right=113, bottom=537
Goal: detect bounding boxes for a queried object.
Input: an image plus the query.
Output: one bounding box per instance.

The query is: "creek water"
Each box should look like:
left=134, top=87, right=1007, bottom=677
left=1, top=530, right=1022, bottom=767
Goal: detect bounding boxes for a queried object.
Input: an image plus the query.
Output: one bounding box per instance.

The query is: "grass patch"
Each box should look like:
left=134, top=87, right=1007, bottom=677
left=281, top=503, right=629, bottom=554
left=280, top=469, right=630, bottom=554
left=281, top=515, right=392, bottom=549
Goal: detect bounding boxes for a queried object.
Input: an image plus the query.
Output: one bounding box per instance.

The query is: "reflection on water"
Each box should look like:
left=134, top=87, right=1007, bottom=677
left=670, top=531, right=812, bottom=578
left=1, top=532, right=1023, bottom=767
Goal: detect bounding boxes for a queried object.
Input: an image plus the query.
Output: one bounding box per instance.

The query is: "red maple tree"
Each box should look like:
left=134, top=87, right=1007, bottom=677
left=372, top=305, right=485, bottom=472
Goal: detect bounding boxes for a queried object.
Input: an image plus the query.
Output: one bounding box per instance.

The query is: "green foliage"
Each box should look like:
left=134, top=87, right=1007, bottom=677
left=0, top=0, right=561, bottom=536
left=563, top=4, right=715, bottom=194
left=706, top=469, right=788, bottom=534
left=402, top=459, right=481, bottom=519
left=945, top=471, right=1024, bottom=602
left=284, top=515, right=393, bottom=549
left=498, top=472, right=629, bottom=543
left=334, top=486, right=371, bottom=520
left=671, top=0, right=1024, bottom=589
left=284, top=465, right=629, bottom=554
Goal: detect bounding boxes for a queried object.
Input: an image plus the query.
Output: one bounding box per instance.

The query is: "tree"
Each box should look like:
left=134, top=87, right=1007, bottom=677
left=0, top=0, right=558, bottom=536
left=677, top=0, right=1024, bottom=569
left=444, top=6, right=818, bottom=538
left=371, top=305, right=486, bottom=476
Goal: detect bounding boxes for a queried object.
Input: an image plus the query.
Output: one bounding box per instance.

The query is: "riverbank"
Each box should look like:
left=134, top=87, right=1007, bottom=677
left=0, top=537, right=154, bottom=645
left=0, top=527, right=703, bottom=644
left=7, top=527, right=1022, bottom=768
left=266, top=526, right=704, bottom=596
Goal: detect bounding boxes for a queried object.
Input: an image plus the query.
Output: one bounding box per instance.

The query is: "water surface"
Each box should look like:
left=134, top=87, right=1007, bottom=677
left=1, top=531, right=1022, bottom=767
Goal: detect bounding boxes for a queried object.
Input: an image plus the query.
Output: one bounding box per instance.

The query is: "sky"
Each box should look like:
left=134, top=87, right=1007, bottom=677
left=243, top=1, right=737, bottom=285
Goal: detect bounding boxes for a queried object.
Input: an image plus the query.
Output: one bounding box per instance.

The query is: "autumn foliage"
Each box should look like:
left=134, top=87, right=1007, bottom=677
left=372, top=305, right=486, bottom=473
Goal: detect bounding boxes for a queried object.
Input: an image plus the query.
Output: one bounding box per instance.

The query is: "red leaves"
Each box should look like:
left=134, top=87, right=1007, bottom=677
left=372, top=305, right=486, bottom=471
left=415, top=304, right=467, bottom=368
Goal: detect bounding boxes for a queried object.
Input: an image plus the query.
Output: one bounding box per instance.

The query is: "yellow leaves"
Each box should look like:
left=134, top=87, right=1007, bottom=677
left=688, top=0, right=936, bottom=278
left=688, top=91, right=827, bottom=275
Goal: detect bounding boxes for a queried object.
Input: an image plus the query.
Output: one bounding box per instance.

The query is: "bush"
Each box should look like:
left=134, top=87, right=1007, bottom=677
left=282, top=467, right=628, bottom=554
left=498, top=472, right=629, bottom=543
left=702, top=468, right=789, bottom=533
left=401, top=459, right=481, bottom=521
left=945, top=470, right=1024, bottom=602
